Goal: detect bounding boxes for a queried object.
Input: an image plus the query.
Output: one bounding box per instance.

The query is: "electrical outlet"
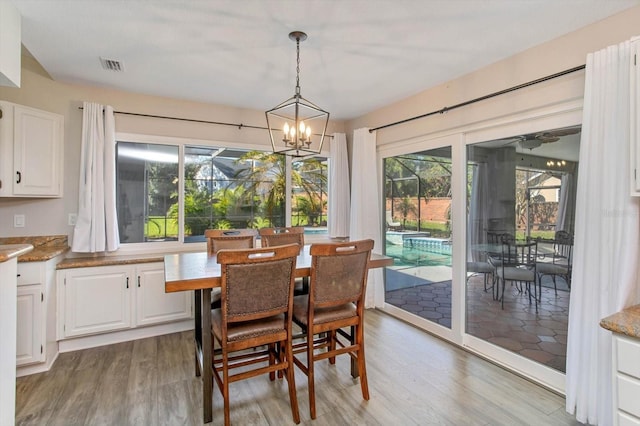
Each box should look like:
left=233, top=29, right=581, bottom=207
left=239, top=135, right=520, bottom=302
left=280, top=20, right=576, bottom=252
left=68, top=213, right=77, bottom=226
left=14, top=214, right=25, bottom=228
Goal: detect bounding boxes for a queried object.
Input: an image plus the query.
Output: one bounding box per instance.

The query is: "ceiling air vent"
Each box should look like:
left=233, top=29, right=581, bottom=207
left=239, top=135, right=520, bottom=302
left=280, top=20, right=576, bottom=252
left=99, top=57, right=124, bottom=72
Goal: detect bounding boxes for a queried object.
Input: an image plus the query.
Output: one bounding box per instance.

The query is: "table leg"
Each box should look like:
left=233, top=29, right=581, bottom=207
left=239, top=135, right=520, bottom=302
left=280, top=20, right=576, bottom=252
left=202, top=289, right=213, bottom=423
left=194, top=289, right=202, bottom=377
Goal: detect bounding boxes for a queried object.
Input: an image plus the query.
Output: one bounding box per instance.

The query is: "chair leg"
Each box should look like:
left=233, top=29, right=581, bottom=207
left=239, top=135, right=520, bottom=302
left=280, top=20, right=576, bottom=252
left=268, top=343, right=276, bottom=381
left=307, top=333, right=317, bottom=420
left=356, top=324, right=370, bottom=401
left=552, top=276, right=558, bottom=295
left=222, top=351, right=231, bottom=426
left=285, top=338, right=300, bottom=424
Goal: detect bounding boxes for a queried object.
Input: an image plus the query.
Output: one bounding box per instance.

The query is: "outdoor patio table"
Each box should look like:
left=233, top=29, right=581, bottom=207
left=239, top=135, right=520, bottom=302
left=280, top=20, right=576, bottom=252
left=164, top=244, right=393, bottom=423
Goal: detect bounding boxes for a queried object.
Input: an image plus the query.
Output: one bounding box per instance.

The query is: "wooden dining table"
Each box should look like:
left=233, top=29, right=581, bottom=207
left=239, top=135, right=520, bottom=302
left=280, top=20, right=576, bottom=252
left=164, top=244, right=394, bottom=423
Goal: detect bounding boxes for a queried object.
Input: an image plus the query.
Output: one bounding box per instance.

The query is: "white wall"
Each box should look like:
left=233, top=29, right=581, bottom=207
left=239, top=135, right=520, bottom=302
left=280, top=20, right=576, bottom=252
left=345, top=6, right=640, bottom=140
left=0, top=55, right=344, bottom=240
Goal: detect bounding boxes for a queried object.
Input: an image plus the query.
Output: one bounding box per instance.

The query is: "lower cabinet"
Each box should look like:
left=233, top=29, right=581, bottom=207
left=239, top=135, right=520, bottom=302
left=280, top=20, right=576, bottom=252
left=57, top=262, right=192, bottom=340
left=16, top=285, right=44, bottom=365
left=613, top=334, right=640, bottom=425
left=16, top=257, right=61, bottom=371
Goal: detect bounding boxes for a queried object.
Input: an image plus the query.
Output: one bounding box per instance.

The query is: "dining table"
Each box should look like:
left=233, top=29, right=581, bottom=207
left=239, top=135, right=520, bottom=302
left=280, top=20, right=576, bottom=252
left=164, top=244, right=394, bottom=423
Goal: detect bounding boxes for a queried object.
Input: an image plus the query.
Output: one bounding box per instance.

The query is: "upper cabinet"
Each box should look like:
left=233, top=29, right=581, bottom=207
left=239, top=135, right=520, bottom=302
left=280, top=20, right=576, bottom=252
left=0, top=101, right=64, bottom=197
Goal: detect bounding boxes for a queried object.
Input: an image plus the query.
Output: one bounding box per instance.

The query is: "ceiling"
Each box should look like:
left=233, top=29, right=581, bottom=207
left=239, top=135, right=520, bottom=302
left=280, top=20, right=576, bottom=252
left=11, top=0, right=640, bottom=120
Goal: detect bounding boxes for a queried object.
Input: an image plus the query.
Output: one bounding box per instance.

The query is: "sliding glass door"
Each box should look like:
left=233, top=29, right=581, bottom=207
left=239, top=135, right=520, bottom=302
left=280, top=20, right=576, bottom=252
left=383, top=147, right=453, bottom=329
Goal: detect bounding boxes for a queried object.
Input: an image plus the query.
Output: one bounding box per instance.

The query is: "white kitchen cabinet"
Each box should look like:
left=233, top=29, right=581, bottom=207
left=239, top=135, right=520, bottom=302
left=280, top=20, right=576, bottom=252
left=613, top=334, right=640, bottom=425
left=16, top=257, right=61, bottom=375
left=58, top=262, right=192, bottom=340
left=135, top=262, right=192, bottom=327
left=16, top=285, right=44, bottom=365
left=58, top=265, right=132, bottom=338
left=0, top=100, right=64, bottom=197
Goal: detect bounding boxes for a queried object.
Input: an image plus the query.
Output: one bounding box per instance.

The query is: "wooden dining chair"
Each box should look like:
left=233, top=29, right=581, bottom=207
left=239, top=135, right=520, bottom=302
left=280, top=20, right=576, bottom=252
left=259, top=226, right=305, bottom=249
left=259, top=227, right=307, bottom=294
left=204, top=228, right=258, bottom=255
left=213, top=244, right=301, bottom=426
left=204, top=229, right=258, bottom=308
left=291, top=239, right=374, bottom=419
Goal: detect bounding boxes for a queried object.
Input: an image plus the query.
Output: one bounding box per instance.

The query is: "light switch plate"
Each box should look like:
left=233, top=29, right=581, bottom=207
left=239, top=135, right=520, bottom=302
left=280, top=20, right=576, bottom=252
left=14, top=214, right=25, bottom=227
left=68, top=213, right=77, bottom=226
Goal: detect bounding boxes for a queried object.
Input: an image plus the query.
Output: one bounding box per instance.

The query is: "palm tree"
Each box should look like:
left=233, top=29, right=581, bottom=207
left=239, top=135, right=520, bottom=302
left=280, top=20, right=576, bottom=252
left=233, top=151, right=327, bottom=226
left=397, top=196, right=417, bottom=230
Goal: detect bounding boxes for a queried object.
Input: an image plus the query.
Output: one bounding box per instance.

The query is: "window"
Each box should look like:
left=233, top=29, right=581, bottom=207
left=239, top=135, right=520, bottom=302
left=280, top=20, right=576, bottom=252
left=116, top=138, right=328, bottom=244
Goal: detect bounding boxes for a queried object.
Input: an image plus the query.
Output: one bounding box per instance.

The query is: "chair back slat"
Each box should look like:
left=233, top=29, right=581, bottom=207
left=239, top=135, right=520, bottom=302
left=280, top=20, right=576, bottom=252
left=205, top=228, right=258, bottom=255
left=310, top=239, right=374, bottom=307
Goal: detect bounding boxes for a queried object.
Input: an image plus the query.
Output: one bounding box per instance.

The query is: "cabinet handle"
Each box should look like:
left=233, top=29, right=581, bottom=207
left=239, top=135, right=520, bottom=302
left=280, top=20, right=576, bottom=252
left=126, top=277, right=129, bottom=289
left=16, top=171, right=21, bottom=184
left=137, top=276, right=141, bottom=287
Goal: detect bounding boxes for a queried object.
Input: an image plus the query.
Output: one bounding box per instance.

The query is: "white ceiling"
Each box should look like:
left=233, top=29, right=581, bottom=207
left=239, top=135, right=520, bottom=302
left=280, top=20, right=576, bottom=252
left=11, top=0, right=640, bottom=120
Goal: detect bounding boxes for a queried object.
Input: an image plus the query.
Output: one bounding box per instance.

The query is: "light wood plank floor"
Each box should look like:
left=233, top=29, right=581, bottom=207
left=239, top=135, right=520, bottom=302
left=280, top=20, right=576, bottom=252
left=16, top=310, right=583, bottom=425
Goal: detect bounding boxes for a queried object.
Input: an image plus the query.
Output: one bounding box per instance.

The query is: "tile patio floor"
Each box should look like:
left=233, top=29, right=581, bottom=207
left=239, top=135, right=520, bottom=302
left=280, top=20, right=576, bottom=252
left=384, top=269, right=570, bottom=373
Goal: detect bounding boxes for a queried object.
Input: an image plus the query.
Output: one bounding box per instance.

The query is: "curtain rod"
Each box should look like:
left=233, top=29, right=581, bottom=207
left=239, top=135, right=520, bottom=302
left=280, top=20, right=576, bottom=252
left=369, top=64, right=586, bottom=133
left=77, top=107, right=333, bottom=138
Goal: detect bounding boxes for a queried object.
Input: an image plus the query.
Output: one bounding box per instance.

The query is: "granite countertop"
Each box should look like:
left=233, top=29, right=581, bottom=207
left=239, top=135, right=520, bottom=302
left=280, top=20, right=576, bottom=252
left=0, top=244, right=34, bottom=263
left=600, top=304, right=640, bottom=339
left=0, top=235, right=70, bottom=262
left=57, top=253, right=165, bottom=269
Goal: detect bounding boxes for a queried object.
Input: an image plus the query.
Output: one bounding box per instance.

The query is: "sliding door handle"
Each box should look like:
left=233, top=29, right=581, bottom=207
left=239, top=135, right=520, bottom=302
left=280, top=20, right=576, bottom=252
left=16, top=171, right=21, bottom=184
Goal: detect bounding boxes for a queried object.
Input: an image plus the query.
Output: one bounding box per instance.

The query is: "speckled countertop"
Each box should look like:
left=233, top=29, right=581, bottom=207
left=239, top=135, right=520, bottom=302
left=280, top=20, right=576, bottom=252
left=0, top=235, right=69, bottom=262
left=0, top=244, right=34, bottom=263
left=57, top=253, right=165, bottom=269
left=600, top=304, right=640, bottom=339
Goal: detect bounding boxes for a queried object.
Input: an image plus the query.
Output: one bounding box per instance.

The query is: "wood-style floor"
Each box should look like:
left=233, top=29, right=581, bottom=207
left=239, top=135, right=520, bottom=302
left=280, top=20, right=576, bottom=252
left=16, top=310, right=582, bottom=425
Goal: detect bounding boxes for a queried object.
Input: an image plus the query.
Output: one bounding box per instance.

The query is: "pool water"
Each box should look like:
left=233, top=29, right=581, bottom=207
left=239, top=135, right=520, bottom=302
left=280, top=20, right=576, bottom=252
left=385, top=243, right=452, bottom=268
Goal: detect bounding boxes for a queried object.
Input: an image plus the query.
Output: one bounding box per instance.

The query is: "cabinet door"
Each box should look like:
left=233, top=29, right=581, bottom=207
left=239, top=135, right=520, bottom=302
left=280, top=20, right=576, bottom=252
left=61, top=266, right=132, bottom=338
left=12, top=104, right=63, bottom=196
left=135, top=263, right=192, bottom=326
left=16, top=285, right=44, bottom=365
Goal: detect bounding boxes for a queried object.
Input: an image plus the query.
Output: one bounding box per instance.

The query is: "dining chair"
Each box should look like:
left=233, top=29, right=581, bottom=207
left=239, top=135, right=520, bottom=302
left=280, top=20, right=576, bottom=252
left=495, top=239, right=539, bottom=312
left=204, top=228, right=258, bottom=256
left=212, top=243, right=301, bottom=426
left=204, top=229, right=258, bottom=308
left=536, top=230, right=573, bottom=295
left=291, top=239, right=374, bottom=419
left=259, top=227, right=307, bottom=294
left=259, top=226, right=305, bottom=249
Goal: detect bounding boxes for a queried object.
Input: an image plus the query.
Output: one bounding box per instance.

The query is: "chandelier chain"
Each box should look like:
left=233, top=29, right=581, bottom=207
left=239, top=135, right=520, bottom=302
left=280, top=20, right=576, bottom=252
left=295, top=37, right=301, bottom=93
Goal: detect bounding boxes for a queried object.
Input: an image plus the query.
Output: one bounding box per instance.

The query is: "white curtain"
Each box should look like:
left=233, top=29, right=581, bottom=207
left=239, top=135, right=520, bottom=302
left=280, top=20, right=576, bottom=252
left=328, top=133, right=350, bottom=238
left=556, top=172, right=577, bottom=234
left=350, top=128, right=383, bottom=308
left=467, top=163, right=489, bottom=261
left=565, top=40, right=640, bottom=425
left=72, top=102, right=120, bottom=253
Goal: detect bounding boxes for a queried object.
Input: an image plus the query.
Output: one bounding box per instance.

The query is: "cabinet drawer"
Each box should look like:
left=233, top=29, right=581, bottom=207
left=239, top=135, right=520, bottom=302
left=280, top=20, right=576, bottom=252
left=617, top=336, right=640, bottom=379
left=17, top=262, right=43, bottom=286
left=618, top=375, right=640, bottom=419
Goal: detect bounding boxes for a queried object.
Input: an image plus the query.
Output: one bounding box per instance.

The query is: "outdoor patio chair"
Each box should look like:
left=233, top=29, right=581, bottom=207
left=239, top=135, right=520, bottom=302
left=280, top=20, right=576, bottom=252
left=495, top=239, right=539, bottom=312
left=536, top=230, right=573, bottom=295
left=386, top=211, right=402, bottom=231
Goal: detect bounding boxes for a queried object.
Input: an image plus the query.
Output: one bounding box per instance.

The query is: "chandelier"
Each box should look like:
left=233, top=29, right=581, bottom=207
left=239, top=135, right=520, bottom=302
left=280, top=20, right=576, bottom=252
left=265, top=31, right=329, bottom=157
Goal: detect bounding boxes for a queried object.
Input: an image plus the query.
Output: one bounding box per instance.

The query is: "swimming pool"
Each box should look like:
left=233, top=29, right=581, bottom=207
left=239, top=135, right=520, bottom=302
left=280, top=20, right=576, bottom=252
left=385, top=240, right=452, bottom=268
